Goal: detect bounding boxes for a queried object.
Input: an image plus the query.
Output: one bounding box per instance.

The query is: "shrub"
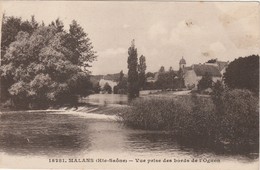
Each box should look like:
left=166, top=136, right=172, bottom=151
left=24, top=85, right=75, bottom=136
left=197, top=72, right=213, bottom=91
left=219, top=89, right=259, bottom=145
left=120, top=95, right=217, bottom=137
left=120, top=89, right=259, bottom=148
left=175, top=94, right=217, bottom=140
left=120, top=98, right=174, bottom=130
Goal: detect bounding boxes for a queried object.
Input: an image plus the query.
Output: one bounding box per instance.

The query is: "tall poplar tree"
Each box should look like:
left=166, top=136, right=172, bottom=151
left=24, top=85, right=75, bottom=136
left=127, top=39, right=139, bottom=98
left=138, top=55, right=146, bottom=90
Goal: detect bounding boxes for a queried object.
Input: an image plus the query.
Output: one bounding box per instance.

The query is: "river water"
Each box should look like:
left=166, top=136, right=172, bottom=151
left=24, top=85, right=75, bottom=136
left=0, top=94, right=258, bottom=169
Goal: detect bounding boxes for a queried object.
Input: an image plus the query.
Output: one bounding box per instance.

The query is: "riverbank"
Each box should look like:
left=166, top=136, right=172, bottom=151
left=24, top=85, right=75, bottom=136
left=119, top=89, right=259, bottom=153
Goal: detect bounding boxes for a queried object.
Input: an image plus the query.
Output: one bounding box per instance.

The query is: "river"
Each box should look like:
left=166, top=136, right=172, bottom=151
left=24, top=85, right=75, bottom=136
left=0, top=94, right=258, bottom=169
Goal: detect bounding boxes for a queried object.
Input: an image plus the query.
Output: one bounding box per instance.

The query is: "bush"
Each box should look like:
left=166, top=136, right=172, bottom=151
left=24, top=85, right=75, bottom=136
left=120, top=89, right=259, bottom=148
left=219, top=89, right=259, bottom=145
left=120, top=98, right=173, bottom=130
left=175, top=94, right=217, bottom=140
left=120, top=95, right=217, bottom=138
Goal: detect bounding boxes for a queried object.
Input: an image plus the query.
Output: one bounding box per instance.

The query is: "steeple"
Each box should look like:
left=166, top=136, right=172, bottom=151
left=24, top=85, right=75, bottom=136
left=179, top=56, right=186, bottom=70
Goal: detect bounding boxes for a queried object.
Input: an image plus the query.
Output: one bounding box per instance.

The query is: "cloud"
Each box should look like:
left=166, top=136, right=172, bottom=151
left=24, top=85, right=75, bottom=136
left=148, top=22, right=168, bottom=40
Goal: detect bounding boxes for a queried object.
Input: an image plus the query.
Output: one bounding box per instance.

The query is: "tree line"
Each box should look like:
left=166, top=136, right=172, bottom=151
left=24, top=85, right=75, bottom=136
left=0, top=15, right=97, bottom=109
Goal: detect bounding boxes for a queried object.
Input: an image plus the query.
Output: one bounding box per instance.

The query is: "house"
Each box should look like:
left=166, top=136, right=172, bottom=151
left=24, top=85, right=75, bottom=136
left=179, top=57, right=228, bottom=89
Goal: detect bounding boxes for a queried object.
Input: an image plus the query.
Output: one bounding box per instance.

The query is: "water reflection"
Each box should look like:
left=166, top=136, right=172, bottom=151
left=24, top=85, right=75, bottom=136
left=0, top=111, right=258, bottom=162
left=0, top=112, right=91, bottom=156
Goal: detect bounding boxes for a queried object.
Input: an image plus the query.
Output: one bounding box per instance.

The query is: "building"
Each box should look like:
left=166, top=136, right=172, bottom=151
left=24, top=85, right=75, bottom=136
left=179, top=57, right=228, bottom=89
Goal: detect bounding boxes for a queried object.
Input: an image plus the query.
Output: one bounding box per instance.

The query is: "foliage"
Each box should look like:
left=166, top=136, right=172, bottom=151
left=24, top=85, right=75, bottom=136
left=127, top=40, right=139, bottom=98
left=177, top=68, right=185, bottom=89
left=120, top=89, right=259, bottom=148
left=1, top=15, right=38, bottom=102
left=206, top=59, right=217, bottom=63
left=211, top=80, right=225, bottom=114
left=117, top=70, right=127, bottom=94
left=197, top=72, right=213, bottom=91
left=120, top=96, right=217, bottom=136
left=103, top=83, right=112, bottom=94
left=92, top=82, right=101, bottom=93
left=223, top=55, right=259, bottom=94
left=155, top=67, right=177, bottom=90
left=158, top=66, right=165, bottom=74
left=146, top=72, right=154, bottom=78
left=138, top=55, right=146, bottom=90
left=219, top=89, right=259, bottom=145
left=0, top=16, right=96, bottom=109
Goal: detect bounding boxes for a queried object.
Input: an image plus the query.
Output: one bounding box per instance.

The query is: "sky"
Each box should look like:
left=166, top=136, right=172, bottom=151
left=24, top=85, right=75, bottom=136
left=1, top=1, right=259, bottom=75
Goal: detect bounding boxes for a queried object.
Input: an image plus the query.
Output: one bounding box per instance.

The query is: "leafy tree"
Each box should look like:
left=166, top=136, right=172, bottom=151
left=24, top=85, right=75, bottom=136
left=158, top=66, right=165, bottom=74
left=113, top=85, right=119, bottom=94
left=118, top=70, right=124, bottom=82
left=138, top=55, right=146, bottom=90
left=223, top=55, right=259, bottom=94
left=168, top=67, right=176, bottom=89
left=0, top=18, right=96, bottom=109
left=50, top=18, right=64, bottom=33
left=206, top=59, right=217, bottom=63
left=177, top=68, right=185, bottom=89
left=103, top=83, right=112, bottom=94
left=116, top=70, right=127, bottom=94
left=211, top=80, right=225, bottom=115
left=1, top=15, right=38, bottom=55
left=169, top=66, right=173, bottom=72
left=64, top=20, right=96, bottom=70
left=220, top=89, right=259, bottom=145
left=156, top=71, right=177, bottom=90
left=146, top=72, right=154, bottom=78
left=1, top=15, right=39, bottom=102
left=127, top=40, right=139, bottom=98
left=92, top=82, right=101, bottom=93
left=197, top=72, right=213, bottom=91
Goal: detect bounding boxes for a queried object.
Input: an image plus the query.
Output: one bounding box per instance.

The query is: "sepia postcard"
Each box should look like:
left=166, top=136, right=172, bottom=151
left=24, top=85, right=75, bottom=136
left=0, top=1, right=259, bottom=169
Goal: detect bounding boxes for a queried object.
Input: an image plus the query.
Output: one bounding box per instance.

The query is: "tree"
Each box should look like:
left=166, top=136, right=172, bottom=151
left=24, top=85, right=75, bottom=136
left=63, top=20, right=96, bottom=70
left=156, top=70, right=177, bottom=90
left=138, top=55, right=146, bottom=90
left=177, top=67, right=185, bottom=89
left=146, top=72, right=154, bottom=78
left=118, top=70, right=124, bottom=82
left=103, top=83, right=112, bottom=94
left=168, top=66, right=176, bottom=89
left=211, top=80, right=225, bottom=115
left=127, top=39, right=139, bottom=98
left=116, top=70, right=127, bottom=94
left=1, top=15, right=39, bottom=102
left=220, top=89, right=258, bottom=145
left=92, top=82, right=101, bottom=93
left=223, top=55, right=259, bottom=94
left=0, top=18, right=96, bottom=109
left=158, top=66, right=165, bottom=74
left=206, top=59, right=217, bottom=63
left=197, top=72, right=213, bottom=91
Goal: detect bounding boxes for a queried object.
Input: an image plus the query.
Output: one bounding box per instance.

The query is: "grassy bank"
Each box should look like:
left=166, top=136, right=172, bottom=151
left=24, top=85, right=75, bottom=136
left=119, top=89, right=259, bottom=151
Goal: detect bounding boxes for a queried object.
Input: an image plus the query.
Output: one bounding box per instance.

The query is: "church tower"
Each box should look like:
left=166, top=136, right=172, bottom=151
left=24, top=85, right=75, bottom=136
left=179, top=57, right=186, bottom=70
